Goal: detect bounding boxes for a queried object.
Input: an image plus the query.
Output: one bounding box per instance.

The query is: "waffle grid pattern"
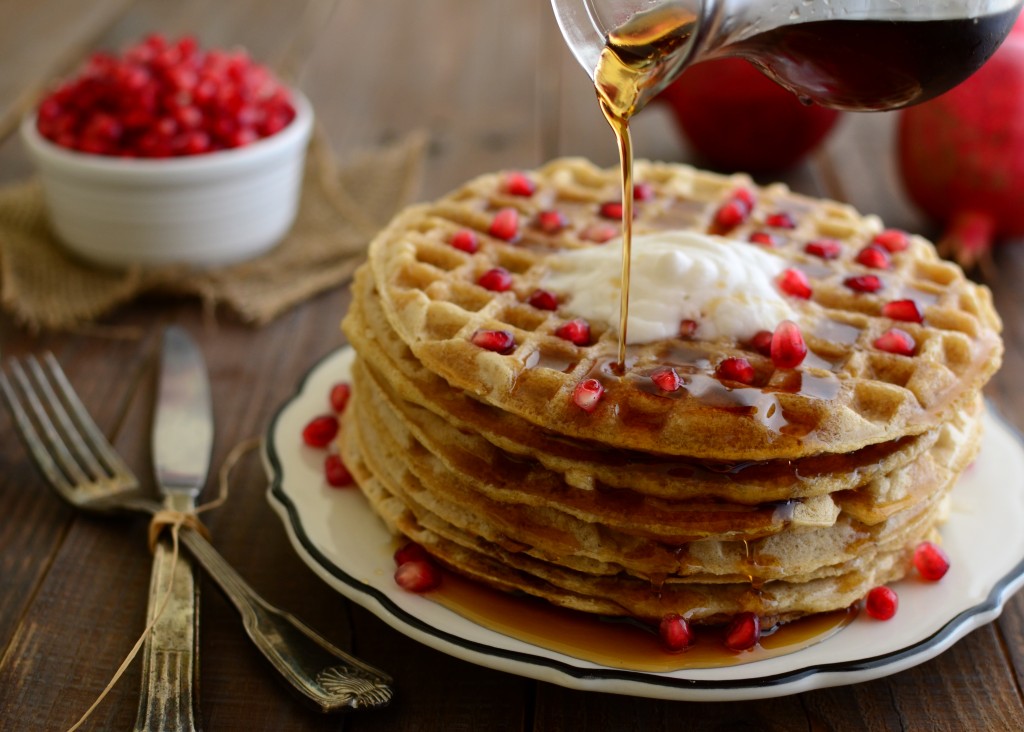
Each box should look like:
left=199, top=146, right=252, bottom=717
left=368, top=158, right=1002, bottom=460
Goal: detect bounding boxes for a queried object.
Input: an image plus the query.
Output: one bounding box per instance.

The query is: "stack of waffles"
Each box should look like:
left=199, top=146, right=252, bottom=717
left=340, top=158, right=1002, bottom=627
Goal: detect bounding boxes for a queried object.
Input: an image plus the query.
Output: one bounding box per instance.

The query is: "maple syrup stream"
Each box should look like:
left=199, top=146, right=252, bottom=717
left=594, top=4, right=695, bottom=370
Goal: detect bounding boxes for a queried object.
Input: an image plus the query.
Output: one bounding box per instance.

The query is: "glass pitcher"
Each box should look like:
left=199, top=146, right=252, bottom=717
left=552, top=0, right=1023, bottom=115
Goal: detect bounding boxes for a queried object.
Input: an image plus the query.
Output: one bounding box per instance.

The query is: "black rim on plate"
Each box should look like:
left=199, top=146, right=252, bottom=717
left=264, top=347, right=1024, bottom=693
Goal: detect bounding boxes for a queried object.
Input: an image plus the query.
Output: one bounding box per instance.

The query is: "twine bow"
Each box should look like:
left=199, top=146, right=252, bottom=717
left=65, top=437, right=260, bottom=732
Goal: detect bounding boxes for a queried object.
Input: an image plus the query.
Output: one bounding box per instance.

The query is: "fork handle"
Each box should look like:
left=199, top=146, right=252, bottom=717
left=133, top=539, right=202, bottom=732
left=178, top=528, right=393, bottom=712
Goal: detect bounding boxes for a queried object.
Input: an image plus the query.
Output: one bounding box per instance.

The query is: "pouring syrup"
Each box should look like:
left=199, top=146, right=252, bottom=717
left=589, top=2, right=1021, bottom=369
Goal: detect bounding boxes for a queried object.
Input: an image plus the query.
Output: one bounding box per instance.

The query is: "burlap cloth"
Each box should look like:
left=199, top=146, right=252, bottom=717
left=0, top=130, right=426, bottom=332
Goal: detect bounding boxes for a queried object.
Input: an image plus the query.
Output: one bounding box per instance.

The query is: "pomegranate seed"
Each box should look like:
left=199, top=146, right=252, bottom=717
left=394, top=542, right=430, bottom=566
left=633, top=182, right=654, bottom=201
left=35, top=35, right=295, bottom=157
left=572, top=378, right=604, bottom=412
left=724, top=612, right=761, bottom=651
left=451, top=229, right=480, bottom=253
left=778, top=268, right=812, bottom=299
left=471, top=329, right=516, bottom=354
left=659, top=613, right=694, bottom=652
left=913, top=541, right=951, bottom=581
left=873, top=229, right=910, bottom=252
left=394, top=559, right=441, bottom=593
left=678, top=319, right=698, bottom=338
left=527, top=289, right=558, bottom=310
left=302, top=415, right=339, bottom=448
left=766, top=212, right=797, bottom=229
left=489, top=208, right=520, bottom=242
left=324, top=453, right=354, bottom=487
left=504, top=172, right=536, bottom=197
left=804, top=239, right=842, bottom=259
left=844, top=274, right=884, bottom=293
left=748, top=231, right=779, bottom=247
left=750, top=330, right=774, bottom=357
left=555, top=318, right=591, bottom=346
left=329, top=383, right=351, bottom=413
left=865, top=586, right=898, bottom=620
left=716, top=357, right=756, bottom=385
left=478, top=267, right=513, bottom=292
left=713, top=199, right=749, bottom=230
left=882, top=299, right=923, bottom=323
left=599, top=201, right=624, bottom=219
left=873, top=328, right=916, bottom=356
left=771, top=320, right=807, bottom=369
left=580, top=223, right=619, bottom=243
left=732, top=187, right=756, bottom=209
left=855, top=245, right=892, bottom=270
left=536, top=210, right=568, bottom=234
left=650, top=367, right=682, bottom=392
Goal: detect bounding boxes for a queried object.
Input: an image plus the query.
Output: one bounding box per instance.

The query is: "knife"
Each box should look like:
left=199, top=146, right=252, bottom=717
left=134, top=326, right=213, bottom=732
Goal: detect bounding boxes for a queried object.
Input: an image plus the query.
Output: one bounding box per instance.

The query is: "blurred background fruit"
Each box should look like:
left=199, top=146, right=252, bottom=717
left=656, top=57, right=841, bottom=173
left=896, top=22, right=1024, bottom=274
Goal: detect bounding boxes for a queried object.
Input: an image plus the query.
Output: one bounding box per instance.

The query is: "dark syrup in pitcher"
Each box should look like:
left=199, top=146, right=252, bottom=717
left=733, top=9, right=1021, bottom=111
left=594, top=5, right=1018, bottom=369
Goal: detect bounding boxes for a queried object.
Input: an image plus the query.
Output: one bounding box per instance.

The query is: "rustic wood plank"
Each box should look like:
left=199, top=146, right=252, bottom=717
left=804, top=627, right=1024, bottom=732
left=534, top=686, right=810, bottom=732
left=2, top=1, right=1023, bottom=729
left=302, top=0, right=549, bottom=200
left=345, top=606, right=529, bottom=732
left=0, top=0, right=135, bottom=148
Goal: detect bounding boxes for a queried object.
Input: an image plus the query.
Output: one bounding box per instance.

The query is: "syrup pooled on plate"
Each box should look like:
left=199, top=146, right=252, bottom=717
left=427, top=562, right=857, bottom=671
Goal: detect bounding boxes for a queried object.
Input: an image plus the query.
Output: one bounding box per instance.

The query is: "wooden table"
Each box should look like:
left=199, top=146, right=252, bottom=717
left=3, top=2, right=1024, bottom=730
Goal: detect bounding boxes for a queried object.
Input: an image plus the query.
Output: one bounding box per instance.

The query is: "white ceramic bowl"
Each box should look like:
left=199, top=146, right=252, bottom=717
left=21, top=91, right=313, bottom=268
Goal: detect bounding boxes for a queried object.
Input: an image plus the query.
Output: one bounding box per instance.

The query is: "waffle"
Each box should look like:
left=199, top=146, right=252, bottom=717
left=343, top=357, right=977, bottom=587
left=365, top=158, right=1001, bottom=461
left=346, top=266, right=961, bottom=504
left=339, top=156, right=1002, bottom=630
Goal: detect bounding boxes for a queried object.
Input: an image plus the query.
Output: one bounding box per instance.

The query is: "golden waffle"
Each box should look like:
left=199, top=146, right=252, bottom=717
left=365, top=158, right=1002, bottom=461
left=345, top=441, right=929, bottom=625
left=338, top=156, right=1001, bottom=629
left=343, top=356, right=977, bottom=588
left=345, top=267, right=960, bottom=503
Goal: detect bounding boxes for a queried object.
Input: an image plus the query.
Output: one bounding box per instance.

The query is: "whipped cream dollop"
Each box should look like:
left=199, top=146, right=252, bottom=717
left=541, top=231, right=797, bottom=344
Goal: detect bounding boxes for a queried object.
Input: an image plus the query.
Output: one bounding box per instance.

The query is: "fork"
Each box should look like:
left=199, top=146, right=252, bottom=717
left=0, top=353, right=394, bottom=713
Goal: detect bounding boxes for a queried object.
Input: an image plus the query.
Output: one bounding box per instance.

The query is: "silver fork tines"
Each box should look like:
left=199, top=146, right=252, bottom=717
left=1, top=352, right=394, bottom=714
left=1, top=353, right=139, bottom=509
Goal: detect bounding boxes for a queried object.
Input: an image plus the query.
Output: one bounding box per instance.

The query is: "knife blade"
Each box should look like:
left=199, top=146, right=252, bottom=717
left=134, top=326, right=213, bottom=732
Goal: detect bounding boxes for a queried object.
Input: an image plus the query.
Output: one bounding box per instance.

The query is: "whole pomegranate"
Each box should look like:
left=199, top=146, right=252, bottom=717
left=656, top=57, right=841, bottom=173
left=897, top=26, right=1024, bottom=273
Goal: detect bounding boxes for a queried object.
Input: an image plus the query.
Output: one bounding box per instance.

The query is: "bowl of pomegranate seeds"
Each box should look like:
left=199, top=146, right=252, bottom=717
left=20, top=34, right=313, bottom=267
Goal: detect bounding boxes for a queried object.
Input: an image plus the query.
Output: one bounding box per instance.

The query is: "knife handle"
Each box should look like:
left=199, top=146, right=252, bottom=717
left=133, top=538, right=202, bottom=732
left=178, top=528, right=392, bottom=712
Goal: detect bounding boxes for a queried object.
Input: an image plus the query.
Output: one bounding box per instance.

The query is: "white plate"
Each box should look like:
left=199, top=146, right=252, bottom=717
left=263, top=346, right=1024, bottom=701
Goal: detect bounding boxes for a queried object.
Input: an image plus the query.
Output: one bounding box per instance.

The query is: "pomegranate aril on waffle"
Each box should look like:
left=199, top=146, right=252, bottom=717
left=650, top=367, right=683, bottom=392
left=451, top=229, right=480, bottom=253
left=478, top=267, right=513, bottom=292
left=874, top=328, right=916, bottom=356
left=471, top=329, right=515, bottom=354
left=572, top=379, right=604, bottom=412
left=489, top=207, right=520, bottom=241
left=882, top=299, right=924, bottom=323
left=504, top=172, right=536, bottom=197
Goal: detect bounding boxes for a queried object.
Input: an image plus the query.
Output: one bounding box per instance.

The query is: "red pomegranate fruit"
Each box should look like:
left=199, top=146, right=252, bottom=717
left=897, top=29, right=1024, bottom=273
left=657, top=58, right=841, bottom=172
